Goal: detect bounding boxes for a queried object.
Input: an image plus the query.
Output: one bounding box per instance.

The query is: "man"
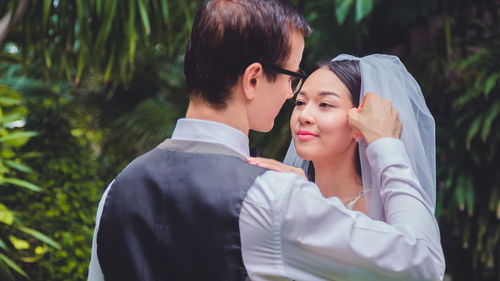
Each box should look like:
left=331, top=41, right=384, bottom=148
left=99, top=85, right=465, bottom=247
left=88, top=0, right=445, bottom=280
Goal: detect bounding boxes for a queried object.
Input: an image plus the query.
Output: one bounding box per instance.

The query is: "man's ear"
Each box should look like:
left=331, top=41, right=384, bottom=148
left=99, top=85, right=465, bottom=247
left=241, top=62, right=264, bottom=100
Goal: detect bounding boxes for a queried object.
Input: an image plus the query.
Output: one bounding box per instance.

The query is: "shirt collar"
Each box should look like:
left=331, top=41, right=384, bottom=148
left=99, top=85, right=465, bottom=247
left=171, top=118, right=250, bottom=158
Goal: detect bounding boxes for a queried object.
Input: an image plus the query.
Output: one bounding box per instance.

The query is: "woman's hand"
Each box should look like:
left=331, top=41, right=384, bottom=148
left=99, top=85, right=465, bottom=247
left=347, top=92, right=402, bottom=144
left=247, top=157, right=307, bottom=180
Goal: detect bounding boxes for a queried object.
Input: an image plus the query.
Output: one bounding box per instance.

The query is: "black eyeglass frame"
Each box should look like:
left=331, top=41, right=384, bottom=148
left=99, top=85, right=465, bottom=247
left=269, top=66, right=307, bottom=95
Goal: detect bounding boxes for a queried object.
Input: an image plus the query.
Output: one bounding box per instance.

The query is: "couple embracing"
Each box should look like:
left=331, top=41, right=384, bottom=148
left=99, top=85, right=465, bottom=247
left=88, top=0, right=445, bottom=280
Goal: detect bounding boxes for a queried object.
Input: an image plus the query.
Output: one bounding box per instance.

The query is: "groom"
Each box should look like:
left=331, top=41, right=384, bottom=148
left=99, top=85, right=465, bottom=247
left=88, top=0, right=444, bottom=280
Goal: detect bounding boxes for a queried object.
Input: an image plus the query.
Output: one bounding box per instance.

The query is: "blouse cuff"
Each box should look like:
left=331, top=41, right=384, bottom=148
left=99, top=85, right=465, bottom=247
left=366, top=138, right=411, bottom=171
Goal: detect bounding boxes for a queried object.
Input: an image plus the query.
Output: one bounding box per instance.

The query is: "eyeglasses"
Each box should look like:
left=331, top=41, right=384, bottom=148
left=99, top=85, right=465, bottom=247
left=270, top=66, right=307, bottom=95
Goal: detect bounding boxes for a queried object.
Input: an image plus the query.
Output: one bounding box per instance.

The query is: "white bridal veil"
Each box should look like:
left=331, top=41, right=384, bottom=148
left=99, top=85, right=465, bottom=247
left=283, top=54, right=436, bottom=221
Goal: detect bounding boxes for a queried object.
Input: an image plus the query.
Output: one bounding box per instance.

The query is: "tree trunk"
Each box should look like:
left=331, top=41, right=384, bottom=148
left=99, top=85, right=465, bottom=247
left=0, top=0, right=30, bottom=46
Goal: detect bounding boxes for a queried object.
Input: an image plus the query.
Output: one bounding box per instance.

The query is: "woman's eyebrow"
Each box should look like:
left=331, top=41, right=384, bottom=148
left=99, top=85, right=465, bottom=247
left=319, top=91, right=340, bottom=98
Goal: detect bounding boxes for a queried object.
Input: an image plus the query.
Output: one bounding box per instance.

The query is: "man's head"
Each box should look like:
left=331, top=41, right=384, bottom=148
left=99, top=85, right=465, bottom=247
left=184, top=0, right=311, bottom=131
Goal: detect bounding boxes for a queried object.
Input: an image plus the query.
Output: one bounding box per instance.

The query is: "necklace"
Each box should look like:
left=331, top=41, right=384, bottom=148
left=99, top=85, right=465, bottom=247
left=341, top=190, right=365, bottom=204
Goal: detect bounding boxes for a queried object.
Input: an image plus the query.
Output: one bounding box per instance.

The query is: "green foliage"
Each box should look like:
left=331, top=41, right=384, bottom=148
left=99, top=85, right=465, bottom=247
left=335, top=0, right=375, bottom=25
left=94, top=48, right=190, bottom=175
left=405, top=2, right=500, bottom=278
left=0, top=83, right=59, bottom=280
left=438, top=45, right=500, bottom=279
left=6, top=0, right=200, bottom=85
left=3, top=79, right=106, bottom=281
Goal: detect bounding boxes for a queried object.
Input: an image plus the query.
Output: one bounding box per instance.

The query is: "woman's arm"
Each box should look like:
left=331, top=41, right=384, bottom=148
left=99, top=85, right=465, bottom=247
left=241, top=139, right=444, bottom=281
left=279, top=139, right=444, bottom=280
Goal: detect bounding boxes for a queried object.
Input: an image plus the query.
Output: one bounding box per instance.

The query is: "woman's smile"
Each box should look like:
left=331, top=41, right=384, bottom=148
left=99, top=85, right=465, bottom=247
left=296, top=129, right=319, bottom=141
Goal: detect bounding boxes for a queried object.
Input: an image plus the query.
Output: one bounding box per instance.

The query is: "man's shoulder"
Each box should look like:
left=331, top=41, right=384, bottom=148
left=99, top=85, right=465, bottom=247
left=113, top=148, right=161, bottom=179
left=114, top=146, right=265, bottom=188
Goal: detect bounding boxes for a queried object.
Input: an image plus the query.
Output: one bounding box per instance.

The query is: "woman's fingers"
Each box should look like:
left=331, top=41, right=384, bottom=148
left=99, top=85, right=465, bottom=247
left=247, top=157, right=286, bottom=172
left=347, top=92, right=402, bottom=144
left=247, top=157, right=307, bottom=179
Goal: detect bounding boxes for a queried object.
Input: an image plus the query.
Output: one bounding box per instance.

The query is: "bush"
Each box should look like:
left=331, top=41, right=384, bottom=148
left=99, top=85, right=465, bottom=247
left=7, top=86, right=106, bottom=281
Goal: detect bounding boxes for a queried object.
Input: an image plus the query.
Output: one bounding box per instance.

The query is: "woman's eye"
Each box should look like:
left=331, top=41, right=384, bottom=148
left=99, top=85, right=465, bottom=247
left=319, top=102, right=332, bottom=108
left=295, top=100, right=305, bottom=106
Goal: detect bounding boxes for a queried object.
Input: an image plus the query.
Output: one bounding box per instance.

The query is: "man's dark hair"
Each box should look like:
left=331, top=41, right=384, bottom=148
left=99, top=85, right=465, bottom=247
left=307, top=60, right=362, bottom=181
left=184, top=0, right=311, bottom=108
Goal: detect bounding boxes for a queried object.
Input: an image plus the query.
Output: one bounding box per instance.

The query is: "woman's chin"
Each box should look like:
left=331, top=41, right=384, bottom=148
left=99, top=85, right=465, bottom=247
left=294, top=148, right=316, bottom=162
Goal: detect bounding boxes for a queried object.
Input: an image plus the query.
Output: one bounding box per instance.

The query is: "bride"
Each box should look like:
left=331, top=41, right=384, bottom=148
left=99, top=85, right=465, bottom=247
left=249, top=54, right=436, bottom=221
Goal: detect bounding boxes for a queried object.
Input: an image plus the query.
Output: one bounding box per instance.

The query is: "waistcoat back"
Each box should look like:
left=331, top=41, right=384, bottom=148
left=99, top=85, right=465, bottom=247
left=97, top=139, right=266, bottom=281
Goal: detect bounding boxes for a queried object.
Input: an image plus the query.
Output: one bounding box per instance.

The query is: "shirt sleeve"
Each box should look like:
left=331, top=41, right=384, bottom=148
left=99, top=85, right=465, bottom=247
left=87, top=181, right=114, bottom=281
left=240, top=138, right=445, bottom=281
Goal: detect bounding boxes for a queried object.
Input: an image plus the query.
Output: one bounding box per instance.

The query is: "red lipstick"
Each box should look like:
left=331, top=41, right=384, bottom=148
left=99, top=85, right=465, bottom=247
left=296, top=129, right=318, bottom=141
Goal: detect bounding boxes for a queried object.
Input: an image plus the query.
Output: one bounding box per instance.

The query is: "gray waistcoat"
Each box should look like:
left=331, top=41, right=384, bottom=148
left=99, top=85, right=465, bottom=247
left=97, top=139, right=266, bottom=281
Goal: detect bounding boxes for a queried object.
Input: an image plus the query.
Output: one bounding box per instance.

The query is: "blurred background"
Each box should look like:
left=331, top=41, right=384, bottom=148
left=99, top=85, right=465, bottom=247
left=0, top=0, right=499, bottom=280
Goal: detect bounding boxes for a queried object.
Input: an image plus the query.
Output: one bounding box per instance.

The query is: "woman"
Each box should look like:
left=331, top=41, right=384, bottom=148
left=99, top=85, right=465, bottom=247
left=290, top=58, right=366, bottom=212
left=249, top=54, right=436, bottom=220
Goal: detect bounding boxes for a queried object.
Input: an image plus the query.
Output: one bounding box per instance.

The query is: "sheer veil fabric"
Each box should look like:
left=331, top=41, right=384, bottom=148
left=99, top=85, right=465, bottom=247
left=283, top=54, right=436, bottom=221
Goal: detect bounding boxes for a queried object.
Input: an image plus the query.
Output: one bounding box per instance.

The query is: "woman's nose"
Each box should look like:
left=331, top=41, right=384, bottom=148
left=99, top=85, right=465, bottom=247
left=298, top=105, right=314, bottom=124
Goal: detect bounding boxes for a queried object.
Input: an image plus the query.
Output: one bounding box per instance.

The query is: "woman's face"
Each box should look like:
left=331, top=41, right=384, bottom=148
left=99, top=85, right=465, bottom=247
left=290, top=67, right=357, bottom=162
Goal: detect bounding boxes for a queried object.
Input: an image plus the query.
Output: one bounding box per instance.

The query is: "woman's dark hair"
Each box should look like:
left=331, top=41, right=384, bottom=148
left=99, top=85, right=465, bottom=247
left=184, top=0, right=312, bottom=108
left=307, top=60, right=362, bottom=181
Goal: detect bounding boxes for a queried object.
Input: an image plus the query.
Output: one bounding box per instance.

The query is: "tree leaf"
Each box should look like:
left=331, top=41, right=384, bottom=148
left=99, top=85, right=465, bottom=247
left=484, top=73, right=498, bottom=97
left=462, top=221, right=470, bottom=248
left=0, top=131, right=38, bottom=147
left=0, top=178, right=42, bottom=192
left=104, top=44, right=116, bottom=83
left=95, top=0, right=118, bottom=50
left=335, top=0, right=354, bottom=25
left=475, top=218, right=487, bottom=250
left=466, top=115, right=483, bottom=147
left=8, top=236, right=30, bottom=250
left=17, top=225, right=61, bottom=250
left=75, top=45, right=85, bottom=84
left=0, top=97, right=19, bottom=107
left=481, top=101, right=500, bottom=141
left=43, top=46, right=52, bottom=69
left=452, top=88, right=479, bottom=111
left=0, top=203, right=14, bottom=225
left=497, top=201, right=500, bottom=219
left=3, top=160, right=33, bottom=173
left=455, top=174, right=465, bottom=211
left=34, top=245, right=47, bottom=255
left=465, top=177, right=475, bottom=217
left=19, top=152, right=42, bottom=159
left=0, top=252, right=29, bottom=279
left=137, top=0, right=151, bottom=35
left=42, top=0, right=52, bottom=32
left=1, top=106, right=27, bottom=123
left=0, top=238, right=7, bottom=250
left=0, top=85, right=22, bottom=106
left=489, top=188, right=499, bottom=212
left=456, top=53, right=482, bottom=70
left=19, top=254, right=44, bottom=263
left=128, top=0, right=137, bottom=63
left=0, top=52, right=23, bottom=64
left=96, top=0, right=102, bottom=17
left=161, top=0, right=170, bottom=22
left=355, top=0, right=374, bottom=23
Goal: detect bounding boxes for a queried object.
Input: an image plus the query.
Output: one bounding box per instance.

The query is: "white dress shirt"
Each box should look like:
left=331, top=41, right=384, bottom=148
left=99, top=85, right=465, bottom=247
left=88, top=118, right=445, bottom=281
